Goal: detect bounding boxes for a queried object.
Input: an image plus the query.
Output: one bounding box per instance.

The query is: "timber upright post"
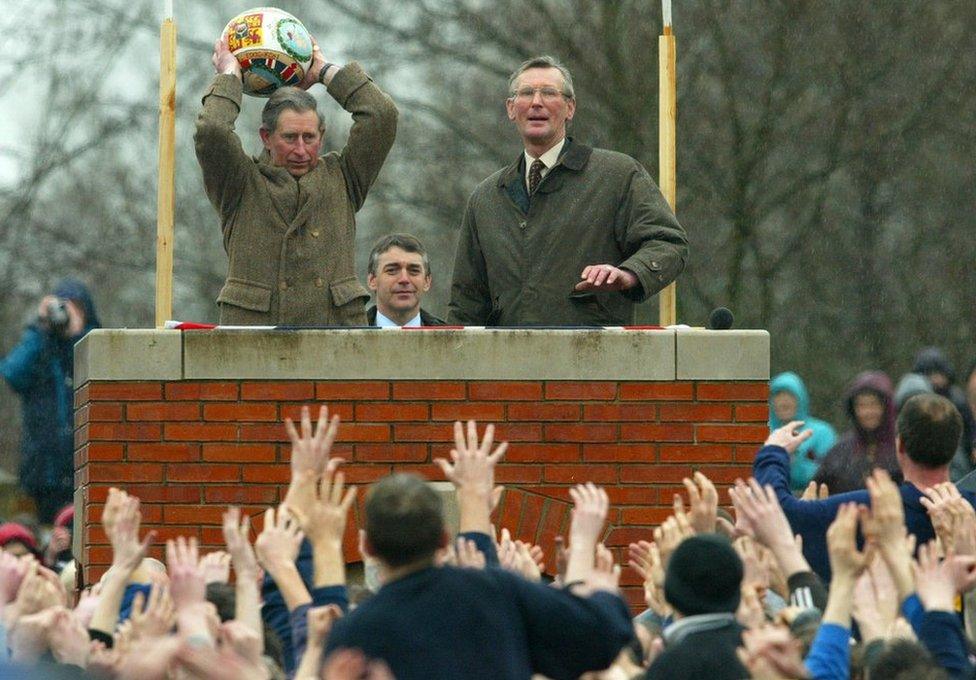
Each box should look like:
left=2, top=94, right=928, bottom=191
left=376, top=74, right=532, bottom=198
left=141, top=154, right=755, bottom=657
left=658, top=0, right=677, bottom=326
left=155, top=0, right=177, bottom=327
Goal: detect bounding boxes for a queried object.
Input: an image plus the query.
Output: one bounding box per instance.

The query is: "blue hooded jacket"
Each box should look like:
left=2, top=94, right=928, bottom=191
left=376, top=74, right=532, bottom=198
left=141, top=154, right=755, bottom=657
left=0, top=279, right=100, bottom=507
left=768, top=372, right=837, bottom=491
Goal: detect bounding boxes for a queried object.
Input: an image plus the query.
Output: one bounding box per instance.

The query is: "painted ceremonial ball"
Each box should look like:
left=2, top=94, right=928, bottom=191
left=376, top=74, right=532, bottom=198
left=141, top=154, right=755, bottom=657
left=222, top=7, right=314, bottom=97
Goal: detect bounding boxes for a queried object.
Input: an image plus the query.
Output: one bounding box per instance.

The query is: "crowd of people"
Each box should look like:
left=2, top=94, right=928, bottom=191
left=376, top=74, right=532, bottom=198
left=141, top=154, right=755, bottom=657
left=771, top=348, right=976, bottom=495
left=0, top=390, right=970, bottom=678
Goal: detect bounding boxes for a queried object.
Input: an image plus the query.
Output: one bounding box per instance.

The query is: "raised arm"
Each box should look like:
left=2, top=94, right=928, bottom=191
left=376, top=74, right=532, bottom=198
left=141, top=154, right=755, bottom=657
left=193, top=35, right=251, bottom=225
left=328, top=60, right=398, bottom=210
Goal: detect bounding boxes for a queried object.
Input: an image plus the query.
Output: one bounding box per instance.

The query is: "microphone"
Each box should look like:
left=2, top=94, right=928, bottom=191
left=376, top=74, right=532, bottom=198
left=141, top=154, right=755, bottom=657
left=708, top=307, right=734, bottom=330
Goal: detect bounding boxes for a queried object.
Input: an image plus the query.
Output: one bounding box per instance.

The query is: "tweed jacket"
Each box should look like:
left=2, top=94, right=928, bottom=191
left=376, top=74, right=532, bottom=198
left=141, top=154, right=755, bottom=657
left=195, top=64, right=397, bottom=325
left=448, top=138, right=687, bottom=326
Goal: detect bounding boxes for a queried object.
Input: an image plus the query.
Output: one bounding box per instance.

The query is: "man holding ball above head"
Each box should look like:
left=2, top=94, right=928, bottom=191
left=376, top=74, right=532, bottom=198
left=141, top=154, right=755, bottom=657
left=195, top=14, right=398, bottom=326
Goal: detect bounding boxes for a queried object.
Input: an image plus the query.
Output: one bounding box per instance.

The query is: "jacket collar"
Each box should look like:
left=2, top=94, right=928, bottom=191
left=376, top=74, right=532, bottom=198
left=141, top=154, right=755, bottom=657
left=497, top=137, right=592, bottom=189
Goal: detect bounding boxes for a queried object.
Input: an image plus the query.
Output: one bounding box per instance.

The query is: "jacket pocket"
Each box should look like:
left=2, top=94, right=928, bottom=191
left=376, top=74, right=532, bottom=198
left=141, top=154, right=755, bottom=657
left=329, top=276, right=370, bottom=325
left=217, top=278, right=273, bottom=312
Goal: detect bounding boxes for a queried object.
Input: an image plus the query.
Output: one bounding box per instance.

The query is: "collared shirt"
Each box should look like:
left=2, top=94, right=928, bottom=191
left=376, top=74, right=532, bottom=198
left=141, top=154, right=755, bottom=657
left=375, top=309, right=422, bottom=328
left=523, top=138, right=566, bottom=189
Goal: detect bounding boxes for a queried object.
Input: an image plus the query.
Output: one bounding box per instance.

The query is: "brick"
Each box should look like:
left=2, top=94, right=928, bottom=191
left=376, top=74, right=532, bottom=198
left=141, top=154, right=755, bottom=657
left=128, top=443, right=200, bottom=462
left=164, top=423, right=238, bottom=442
left=543, top=464, right=617, bottom=484
left=164, top=505, right=228, bottom=525
left=494, top=465, right=544, bottom=483
left=518, top=495, right=545, bottom=542
left=239, top=424, right=289, bottom=442
left=583, top=404, right=658, bottom=421
left=74, top=383, right=90, bottom=409
left=582, top=444, right=655, bottom=462
left=697, top=382, right=769, bottom=401
left=604, top=527, right=656, bottom=547
left=353, top=443, right=428, bottom=463
left=281, top=403, right=354, bottom=422
left=696, top=424, right=769, bottom=443
left=430, top=403, right=505, bottom=422
left=537, top=502, right=570, bottom=562
left=658, top=444, right=736, bottom=463
left=202, top=443, right=277, bottom=463
left=242, top=381, right=314, bottom=401
left=619, top=382, right=693, bottom=401
left=78, top=443, right=124, bottom=463
left=89, top=403, right=123, bottom=422
left=497, top=491, right=524, bottom=534
left=204, top=402, right=278, bottom=421
left=468, top=382, right=543, bottom=401
left=127, top=402, right=201, bottom=422
left=619, top=423, right=694, bottom=442
left=492, top=424, right=544, bottom=442
left=88, top=485, right=201, bottom=504
left=392, top=382, right=465, bottom=400
left=89, top=382, right=162, bottom=401
left=88, top=463, right=164, bottom=483
left=507, top=403, right=580, bottom=421
left=356, top=403, right=430, bottom=421
left=316, top=381, right=390, bottom=400
left=142, top=526, right=202, bottom=543
left=242, top=465, right=290, bottom=483
left=734, top=445, right=758, bottom=463
left=621, top=507, right=674, bottom=525
left=545, top=382, right=617, bottom=400
left=84, top=546, right=113, bottom=565
left=659, top=403, right=733, bottom=422
left=74, top=425, right=89, bottom=450
left=165, top=382, right=239, bottom=401
left=167, top=464, right=240, bottom=483
left=702, top=466, right=753, bottom=484
left=504, top=443, right=580, bottom=462
left=88, top=423, right=163, bottom=442
left=619, top=465, right=694, bottom=483
left=394, top=424, right=452, bottom=442
left=340, top=465, right=393, bottom=483
left=735, top=404, right=769, bottom=422
left=604, top=487, right=658, bottom=505
left=545, top=423, right=617, bottom=442
left=335, top=424, right=392, bottom=442
left=204, top=486, right=279, bottom=504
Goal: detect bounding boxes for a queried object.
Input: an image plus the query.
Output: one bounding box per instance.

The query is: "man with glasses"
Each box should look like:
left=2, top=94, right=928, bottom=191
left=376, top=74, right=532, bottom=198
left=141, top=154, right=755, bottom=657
left=448, top=56, right=688, bottom=326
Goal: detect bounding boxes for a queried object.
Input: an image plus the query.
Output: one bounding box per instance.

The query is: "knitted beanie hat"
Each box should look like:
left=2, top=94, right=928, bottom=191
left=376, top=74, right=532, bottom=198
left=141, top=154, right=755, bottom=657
left=664, top=534, right=743, bottom=616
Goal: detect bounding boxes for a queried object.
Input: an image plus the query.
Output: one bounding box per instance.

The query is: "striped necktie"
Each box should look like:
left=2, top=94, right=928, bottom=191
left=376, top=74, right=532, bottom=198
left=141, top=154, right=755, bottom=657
left=528, top=159, right=545, bottom=195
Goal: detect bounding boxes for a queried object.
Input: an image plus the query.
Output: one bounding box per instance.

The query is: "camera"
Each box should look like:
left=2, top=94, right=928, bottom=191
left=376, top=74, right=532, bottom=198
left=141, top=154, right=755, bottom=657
left=45, top=299, right=70, bottom=335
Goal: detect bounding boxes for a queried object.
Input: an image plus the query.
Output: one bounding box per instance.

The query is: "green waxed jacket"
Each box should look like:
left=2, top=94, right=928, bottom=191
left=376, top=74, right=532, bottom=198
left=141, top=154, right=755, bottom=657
left=194, top=64, right=397, bottom=326
left=448, top=139, right=688, bottom=326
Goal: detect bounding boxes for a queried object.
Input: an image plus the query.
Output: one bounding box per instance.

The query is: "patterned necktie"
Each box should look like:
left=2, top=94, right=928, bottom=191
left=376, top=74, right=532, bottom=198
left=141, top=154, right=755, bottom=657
left=528, top=159, right=545, bottom=195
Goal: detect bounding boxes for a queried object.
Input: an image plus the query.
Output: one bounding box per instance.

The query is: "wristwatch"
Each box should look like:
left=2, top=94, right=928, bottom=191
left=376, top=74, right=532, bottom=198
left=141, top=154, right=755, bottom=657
left=318, top=63, right=337, bottom=85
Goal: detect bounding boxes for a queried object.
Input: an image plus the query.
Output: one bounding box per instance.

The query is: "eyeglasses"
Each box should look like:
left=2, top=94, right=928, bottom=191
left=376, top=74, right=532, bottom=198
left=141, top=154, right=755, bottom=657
left=510, top=87, right=569, bottom=102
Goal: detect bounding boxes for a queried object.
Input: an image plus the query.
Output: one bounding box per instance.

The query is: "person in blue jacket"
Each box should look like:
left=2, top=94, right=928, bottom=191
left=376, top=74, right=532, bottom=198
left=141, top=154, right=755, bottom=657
left=0, top=279, right=100, bottom=522
left=769, top=372, right=837, bottom=492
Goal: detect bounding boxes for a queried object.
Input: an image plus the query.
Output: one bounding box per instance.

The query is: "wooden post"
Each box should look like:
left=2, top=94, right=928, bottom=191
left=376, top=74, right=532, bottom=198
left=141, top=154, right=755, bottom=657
left=658, top=17, right=677, bottom=326
left=155, top=5, right=176, bottom=328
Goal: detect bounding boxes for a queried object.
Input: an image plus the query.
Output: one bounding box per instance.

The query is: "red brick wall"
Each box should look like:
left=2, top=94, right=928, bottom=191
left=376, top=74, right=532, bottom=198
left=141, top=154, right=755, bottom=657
left=74, top=379, right=768, bottom=609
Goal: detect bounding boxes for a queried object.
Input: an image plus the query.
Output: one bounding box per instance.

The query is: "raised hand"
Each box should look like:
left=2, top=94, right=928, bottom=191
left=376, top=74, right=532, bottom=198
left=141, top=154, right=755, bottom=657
left=286, top=405, right=341, bottom=478
left=0, top=552, right=31, bottom=607
left=200, top=550, right=231, bottom=585
left=827, top=503, right=871, bottom=581
left=800, top=481, right=830, bottom=501
left=166, top=536, right=206, bottom=611
left=48, top=608, right=91, bottom=667
left=211, top=35, right=241, bottom=77
left=434, top=420, right=507, bottom=533
left=575, top=543, right=620, bottom=596
left=763, top=421, right=814, bottom=454
left=129, top=582, right=176, bottom=640
left=455, top=537, right=486, bottom=570
left=565, top=483, right=610, bottom=584
left=255, top=505, right=305, bottom=576
left=222, top=507, right=259, bottom=579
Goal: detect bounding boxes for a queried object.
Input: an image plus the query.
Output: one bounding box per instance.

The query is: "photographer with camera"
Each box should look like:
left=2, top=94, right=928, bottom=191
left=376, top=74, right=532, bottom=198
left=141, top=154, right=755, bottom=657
left=1, top=279, right=100, bottom=523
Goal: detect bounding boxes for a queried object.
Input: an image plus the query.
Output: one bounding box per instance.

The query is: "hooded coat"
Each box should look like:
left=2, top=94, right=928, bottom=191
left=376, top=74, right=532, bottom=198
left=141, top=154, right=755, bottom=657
left=768, top=372, right=837, bottom=491
left=814, top=371, right=900, bottom=495
left=0, top=279, right=100, bottom=521
left=913, top=347, right=976, bottom=469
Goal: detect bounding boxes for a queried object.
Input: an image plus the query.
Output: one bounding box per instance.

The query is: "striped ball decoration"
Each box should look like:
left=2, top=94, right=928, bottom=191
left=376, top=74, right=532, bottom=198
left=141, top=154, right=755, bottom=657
left=223, top=7, right=314, bottom=97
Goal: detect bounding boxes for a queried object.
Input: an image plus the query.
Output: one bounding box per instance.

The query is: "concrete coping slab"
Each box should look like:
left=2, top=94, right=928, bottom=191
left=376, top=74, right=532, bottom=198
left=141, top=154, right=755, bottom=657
left=75, top=328, right=770, bottom=382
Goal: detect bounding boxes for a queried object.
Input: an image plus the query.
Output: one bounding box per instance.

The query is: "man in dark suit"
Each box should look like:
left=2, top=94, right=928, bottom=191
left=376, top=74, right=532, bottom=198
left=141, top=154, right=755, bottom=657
left=366, top=234, right=445, bottom=327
